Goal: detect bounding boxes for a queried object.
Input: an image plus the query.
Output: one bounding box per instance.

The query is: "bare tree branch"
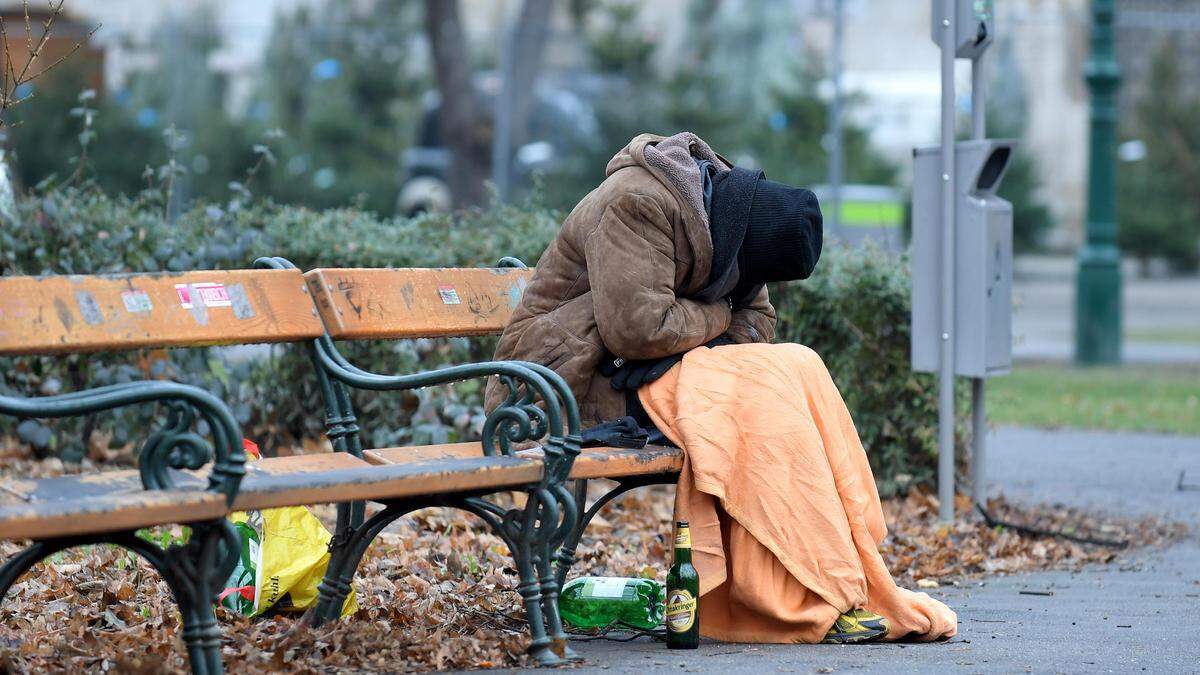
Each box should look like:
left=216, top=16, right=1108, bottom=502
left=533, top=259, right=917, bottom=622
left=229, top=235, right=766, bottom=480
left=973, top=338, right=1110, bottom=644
left=26, top=23, right=97, bottom=82
left=13, top=0, right=69, bottom=86
left=2, top=12, right=16, bottom=102
left=0, top=0, right=98, bottom=128
left=22, top=1, right=31, bottom=55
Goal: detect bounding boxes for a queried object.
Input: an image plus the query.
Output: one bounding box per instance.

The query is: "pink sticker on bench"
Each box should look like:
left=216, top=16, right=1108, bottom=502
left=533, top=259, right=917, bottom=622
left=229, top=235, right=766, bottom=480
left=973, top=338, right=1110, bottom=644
left=176, top=283, right=232, bottom=309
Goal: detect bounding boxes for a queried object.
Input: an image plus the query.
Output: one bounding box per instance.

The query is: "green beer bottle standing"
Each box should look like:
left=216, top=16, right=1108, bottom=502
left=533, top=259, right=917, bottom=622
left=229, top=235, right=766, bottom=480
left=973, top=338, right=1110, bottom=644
left=666, top=520, right=699, bottom=649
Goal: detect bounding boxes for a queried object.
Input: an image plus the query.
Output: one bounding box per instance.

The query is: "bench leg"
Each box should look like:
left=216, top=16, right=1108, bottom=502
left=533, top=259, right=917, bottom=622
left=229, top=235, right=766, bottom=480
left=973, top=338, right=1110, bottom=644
left=461, top=494, right=568, bottom=666
left=312, top=495, right=575, bottom=666
left=510, top=493, right=564, bottom=666
left=165, top=521, right=240, bottom=675
left=0, top=519, right=238, bottom=675
left=538, top=484, right=580, bottom=661
left=320, top=498, right=366, bottom=615
left=313, top=500, right=421, bottom=626
left=553, top=476, right=675, bottom=589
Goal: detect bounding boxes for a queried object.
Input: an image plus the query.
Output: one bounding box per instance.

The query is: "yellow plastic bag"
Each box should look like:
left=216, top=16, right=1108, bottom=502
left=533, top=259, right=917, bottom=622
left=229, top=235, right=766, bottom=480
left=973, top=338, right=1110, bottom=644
left=219, top=441, right=357, bottom=618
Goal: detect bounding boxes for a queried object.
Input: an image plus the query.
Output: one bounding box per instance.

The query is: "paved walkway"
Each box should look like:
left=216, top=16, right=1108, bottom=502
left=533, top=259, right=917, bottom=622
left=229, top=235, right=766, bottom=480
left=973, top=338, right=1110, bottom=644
left=982, top=426, right=1200, bottom=523
left=529, top=427, right=1200, bottom=674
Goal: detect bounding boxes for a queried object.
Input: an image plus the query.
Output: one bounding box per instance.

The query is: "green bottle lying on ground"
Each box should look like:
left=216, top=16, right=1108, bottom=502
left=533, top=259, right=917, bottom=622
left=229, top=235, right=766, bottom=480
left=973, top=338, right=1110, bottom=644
left=559, top=576, right=666, bottom=631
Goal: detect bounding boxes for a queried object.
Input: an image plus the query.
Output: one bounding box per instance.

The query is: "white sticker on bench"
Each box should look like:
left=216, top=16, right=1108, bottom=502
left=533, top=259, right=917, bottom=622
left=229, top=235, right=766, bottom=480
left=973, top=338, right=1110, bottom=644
left=437, top=285, right=461, bottom=305
left=121, top=290, right=153, bottom=313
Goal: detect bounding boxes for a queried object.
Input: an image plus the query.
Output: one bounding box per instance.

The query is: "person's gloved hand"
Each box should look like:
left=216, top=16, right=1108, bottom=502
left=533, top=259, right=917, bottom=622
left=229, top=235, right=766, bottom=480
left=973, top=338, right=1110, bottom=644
left=600, top=334, right=736, bottom=391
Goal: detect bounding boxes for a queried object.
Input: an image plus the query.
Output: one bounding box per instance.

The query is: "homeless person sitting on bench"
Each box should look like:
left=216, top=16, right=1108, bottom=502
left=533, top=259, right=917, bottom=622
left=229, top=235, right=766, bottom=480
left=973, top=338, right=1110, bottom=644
left=486, top=132, right=957, bottom=644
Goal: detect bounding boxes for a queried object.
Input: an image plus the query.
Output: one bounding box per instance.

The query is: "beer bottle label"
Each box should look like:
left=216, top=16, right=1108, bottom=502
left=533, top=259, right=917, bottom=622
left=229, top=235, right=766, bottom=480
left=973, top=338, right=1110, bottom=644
left=674, top=527, right=691, bottom=548
left=665, top=589, right=696, bottom=632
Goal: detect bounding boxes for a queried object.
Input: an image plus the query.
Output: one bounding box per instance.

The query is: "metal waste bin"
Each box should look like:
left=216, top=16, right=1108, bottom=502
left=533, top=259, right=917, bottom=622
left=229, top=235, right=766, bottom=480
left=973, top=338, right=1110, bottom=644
left=912, top=139, right=1015, bottom=378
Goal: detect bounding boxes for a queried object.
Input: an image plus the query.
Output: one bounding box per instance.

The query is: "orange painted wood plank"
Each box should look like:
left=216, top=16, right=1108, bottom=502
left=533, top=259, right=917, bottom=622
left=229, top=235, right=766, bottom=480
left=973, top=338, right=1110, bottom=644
left=248, top=452, right=370, bottom=475
left=303, top=268, right=533, bottom=340
left=0, top=269, right=324, bottom=355
left=0, top=487, right=226, bottom=540
left=231, top=453, right=542, bottom=510
left=568, top=445, right=683, bottom=480
left=364, top=442, right=489, bottom=465
left=368, top=443, right=683, bottom=480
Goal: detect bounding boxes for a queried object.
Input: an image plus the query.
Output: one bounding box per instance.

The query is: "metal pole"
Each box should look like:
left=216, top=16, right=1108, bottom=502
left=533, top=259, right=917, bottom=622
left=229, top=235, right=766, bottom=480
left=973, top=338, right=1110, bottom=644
left=971, top=49, right=986, bottom=140
left=1075, top=0, right=1122, bottom=365
left=937, top=0, right=957, bottom=522
left=827, top=0, right=845, bottom=235
left=970, top=41, right=987, bottom=508
left=970, top=377, right=986, bottom=504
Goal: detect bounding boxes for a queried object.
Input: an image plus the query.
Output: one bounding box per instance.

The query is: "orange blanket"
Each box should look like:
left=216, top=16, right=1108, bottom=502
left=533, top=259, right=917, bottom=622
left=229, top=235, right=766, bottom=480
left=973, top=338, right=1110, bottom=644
left=639, top=342, right=957, bottom=643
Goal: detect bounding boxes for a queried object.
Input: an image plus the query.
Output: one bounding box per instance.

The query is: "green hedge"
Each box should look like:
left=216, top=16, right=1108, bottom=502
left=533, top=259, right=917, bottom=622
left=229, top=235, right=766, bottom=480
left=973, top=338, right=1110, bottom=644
left=1, top=186, right=956, bottom=493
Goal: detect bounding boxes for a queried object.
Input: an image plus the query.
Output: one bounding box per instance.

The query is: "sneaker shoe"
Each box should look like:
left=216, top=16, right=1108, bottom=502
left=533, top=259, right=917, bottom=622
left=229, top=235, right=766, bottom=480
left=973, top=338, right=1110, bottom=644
left=821, top=608, right=890, bottom=644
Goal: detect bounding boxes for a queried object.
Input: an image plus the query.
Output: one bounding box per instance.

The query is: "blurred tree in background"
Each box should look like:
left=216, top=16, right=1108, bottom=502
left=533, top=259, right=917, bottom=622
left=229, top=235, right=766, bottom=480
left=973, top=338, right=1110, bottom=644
left=1117, top=38, right=1200, bottom=273
left=6, top=61, right=155, bottom=195
left=7, top=1, right=429, bottom=216
left=544, top=0, right=898, bottom=211
left=421, top=0, right=490, bottom=208
left=986, top=107, right=1054, bottom=254
left=7, top=7, right=254, bottom=205
left=746, top=61, right=898, bottom=189
left=256, top=0, right=426, bottom=214
left=132, top=6, right=254, bottom=216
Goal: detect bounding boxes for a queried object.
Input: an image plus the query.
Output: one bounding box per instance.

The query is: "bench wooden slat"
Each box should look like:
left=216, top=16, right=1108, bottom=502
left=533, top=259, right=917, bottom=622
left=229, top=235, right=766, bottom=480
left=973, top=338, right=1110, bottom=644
left=362, top=442, right=498, bottom=465
left=248, top=452, right=369, bottom=475
left=0, top=482, right=226, bottom=540
left=231, top=452, right=543, bottom=511
left=0, top=469, right=207, bottom=505
left=0, top=269, right=324, bottom=355
left=568, top=445, right=684, bottom=479
left=303, top=268, right=533, bottom=340
left=367, top=443, right=684, bottom=480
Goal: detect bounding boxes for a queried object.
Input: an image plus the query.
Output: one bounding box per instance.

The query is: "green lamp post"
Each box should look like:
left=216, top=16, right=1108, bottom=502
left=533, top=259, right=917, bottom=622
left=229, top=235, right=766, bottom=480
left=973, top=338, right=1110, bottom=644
left=1075, top=0, right=1122, bottom=365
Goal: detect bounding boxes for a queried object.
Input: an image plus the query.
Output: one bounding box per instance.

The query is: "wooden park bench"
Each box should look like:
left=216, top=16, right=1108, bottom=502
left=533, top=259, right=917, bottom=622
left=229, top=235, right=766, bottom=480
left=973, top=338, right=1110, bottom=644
left=1, top=260, right=685, bottom=672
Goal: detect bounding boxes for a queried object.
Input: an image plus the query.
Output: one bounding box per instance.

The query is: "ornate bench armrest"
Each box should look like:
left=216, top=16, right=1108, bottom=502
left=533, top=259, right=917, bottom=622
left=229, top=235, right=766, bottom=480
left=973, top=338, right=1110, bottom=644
left=311, top=337, right=580, bottom=483
left=314, top=338, right=582, bottom=551
left=0, top=381, right=246, bottom=505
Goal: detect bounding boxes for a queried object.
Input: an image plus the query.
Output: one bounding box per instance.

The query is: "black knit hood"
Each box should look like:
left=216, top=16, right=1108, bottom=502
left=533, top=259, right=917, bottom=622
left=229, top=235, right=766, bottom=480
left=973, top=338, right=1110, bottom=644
left=696, top=166, right=823, bottom=303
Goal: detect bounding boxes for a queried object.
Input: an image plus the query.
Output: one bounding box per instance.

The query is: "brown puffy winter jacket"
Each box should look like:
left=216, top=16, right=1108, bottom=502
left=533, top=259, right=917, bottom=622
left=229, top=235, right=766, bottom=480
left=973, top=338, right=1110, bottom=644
left=485, top=132, right=777, bottom=427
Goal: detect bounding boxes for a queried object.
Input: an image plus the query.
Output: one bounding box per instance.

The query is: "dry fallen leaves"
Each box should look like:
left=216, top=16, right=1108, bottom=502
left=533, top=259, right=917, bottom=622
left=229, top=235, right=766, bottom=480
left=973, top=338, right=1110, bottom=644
left=0, top=460, right=1186, bottom=672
